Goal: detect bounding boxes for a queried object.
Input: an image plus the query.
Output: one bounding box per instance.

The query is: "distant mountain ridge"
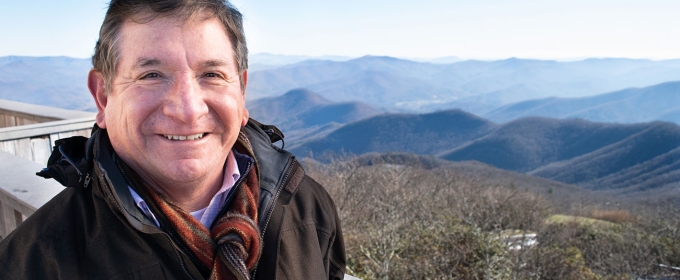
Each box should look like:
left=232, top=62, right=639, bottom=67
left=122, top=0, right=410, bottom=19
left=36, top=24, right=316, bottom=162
left=0, top=56, right=94, bottom=111
left=247, top=88, right=383, bottom=143
left=441, top=118, right=651, bottom=172
left=247, top=56, right=680, bottom=114
left=529, top=122, right=680, bottom=190
left=291, top=109, right=497, bottom=156
left=5, top=55, right=680, bottom=119
left=485, top=81, right=680, bottom=124
left=291, top=109, right=680, bottom=197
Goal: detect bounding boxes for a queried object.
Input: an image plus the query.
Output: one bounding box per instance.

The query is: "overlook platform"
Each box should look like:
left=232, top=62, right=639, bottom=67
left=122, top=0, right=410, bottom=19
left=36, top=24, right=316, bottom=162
left=0, top=99, right=94, bottom=128
left=0, top=99, right=94, bottom=240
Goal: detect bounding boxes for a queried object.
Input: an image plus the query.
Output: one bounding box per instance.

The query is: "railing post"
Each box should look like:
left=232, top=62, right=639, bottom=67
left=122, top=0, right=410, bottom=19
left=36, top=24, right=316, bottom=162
left=0, top=198, right=18, bottom=240
left=14, top=209, right=23, bottom=225
left=0, top=199, right=4, bottom=240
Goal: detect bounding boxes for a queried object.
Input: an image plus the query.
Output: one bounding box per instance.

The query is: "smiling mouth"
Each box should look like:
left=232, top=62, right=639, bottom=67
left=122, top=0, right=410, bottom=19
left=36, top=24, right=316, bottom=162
left=163, top=133, right=206, bottom=141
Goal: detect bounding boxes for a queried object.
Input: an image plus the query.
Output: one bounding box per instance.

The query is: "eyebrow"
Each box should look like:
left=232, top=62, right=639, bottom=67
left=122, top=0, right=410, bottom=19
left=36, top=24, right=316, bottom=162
left=132, top=58, right=233, bottom=69
left=134, top=58, right=162, bottom=69
left=203, top=59, right=230, bottom=67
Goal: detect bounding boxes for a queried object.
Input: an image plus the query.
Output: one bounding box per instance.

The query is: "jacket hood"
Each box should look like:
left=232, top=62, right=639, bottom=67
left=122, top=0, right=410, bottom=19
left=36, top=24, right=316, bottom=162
left=36, top=126, right=96, bottom=188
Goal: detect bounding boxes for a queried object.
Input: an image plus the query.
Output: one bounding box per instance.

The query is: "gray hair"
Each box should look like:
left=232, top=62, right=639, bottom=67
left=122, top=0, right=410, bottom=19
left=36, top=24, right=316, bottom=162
left=92, top=0, right=248, bottom=93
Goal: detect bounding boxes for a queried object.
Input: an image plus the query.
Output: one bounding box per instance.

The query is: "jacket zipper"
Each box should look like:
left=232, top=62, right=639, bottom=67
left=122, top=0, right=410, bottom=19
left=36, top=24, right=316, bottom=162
left=250, top=158, right=296, bottom=279
left=213, top=160, right=253, bottom=223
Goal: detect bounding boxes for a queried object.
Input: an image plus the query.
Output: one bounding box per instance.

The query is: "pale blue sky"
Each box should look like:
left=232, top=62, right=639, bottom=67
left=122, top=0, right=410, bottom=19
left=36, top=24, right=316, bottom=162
left=1, top=0, right=678, bottom=60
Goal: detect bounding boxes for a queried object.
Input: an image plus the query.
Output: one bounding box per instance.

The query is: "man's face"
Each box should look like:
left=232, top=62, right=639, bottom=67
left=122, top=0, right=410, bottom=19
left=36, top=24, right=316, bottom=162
left=90, top=15, right=248, bottom=189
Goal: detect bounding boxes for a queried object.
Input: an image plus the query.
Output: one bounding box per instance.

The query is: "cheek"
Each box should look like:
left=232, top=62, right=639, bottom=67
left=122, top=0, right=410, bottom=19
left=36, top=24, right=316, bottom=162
left=104, top=94, right=155, bottom=133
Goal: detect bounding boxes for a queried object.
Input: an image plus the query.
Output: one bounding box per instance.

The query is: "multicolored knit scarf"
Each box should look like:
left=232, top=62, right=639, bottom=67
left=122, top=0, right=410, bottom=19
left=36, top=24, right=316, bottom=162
left=116, top=131, right=262, bottom=280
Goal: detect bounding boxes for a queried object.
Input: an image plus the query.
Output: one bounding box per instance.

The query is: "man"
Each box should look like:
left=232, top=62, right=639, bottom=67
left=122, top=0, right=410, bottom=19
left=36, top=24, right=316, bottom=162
left=0, top=0, right=345, bottom=279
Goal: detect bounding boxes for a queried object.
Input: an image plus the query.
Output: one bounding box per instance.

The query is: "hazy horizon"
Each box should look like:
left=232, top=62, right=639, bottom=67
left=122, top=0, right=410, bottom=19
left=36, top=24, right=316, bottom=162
left=2, top=0, right=679, bottom=60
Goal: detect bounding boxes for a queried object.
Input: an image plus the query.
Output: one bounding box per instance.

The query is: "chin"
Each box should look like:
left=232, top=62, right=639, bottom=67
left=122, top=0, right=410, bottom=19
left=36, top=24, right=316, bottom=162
left=163, top=160, right=209, bottom=182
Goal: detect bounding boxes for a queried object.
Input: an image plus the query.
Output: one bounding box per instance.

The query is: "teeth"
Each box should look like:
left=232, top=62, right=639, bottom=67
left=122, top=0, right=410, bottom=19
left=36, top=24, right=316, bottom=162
left=164, top=133, right=204, bottom=141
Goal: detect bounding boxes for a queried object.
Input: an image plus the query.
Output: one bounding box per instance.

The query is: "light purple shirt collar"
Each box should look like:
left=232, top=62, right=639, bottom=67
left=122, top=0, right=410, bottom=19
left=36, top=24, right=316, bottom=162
left=128, top=149, right=241, bottom=229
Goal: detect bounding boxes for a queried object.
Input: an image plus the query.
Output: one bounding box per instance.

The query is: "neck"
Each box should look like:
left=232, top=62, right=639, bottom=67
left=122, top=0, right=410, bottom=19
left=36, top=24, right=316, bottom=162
left=120, top=157, right=226, bottom=213
left=149, top=174, right=224, bottom=212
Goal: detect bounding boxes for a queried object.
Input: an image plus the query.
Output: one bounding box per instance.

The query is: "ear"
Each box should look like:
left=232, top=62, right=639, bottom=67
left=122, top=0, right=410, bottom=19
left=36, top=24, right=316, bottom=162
left=88, top=69, right=108, bottom=128
left=241, top=70, right=248, bottom=91
left=241, top=70, right=249, bottom=127
left=241, top=108, right=250, bottom=127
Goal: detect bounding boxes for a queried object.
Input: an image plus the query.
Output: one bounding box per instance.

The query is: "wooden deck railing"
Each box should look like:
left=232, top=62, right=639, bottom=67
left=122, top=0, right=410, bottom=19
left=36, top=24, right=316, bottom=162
left=0, top=117, right=95, bottom=166
left=0, top=115, right=95, bottom=240
left=0, top=99, right=94, bottom=129
left=0, top=149, right=64, bottom=240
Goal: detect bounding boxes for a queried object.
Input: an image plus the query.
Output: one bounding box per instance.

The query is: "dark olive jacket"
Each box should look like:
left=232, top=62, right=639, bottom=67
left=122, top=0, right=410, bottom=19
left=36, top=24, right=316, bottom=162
left=0, top=120, right=345, bottom=280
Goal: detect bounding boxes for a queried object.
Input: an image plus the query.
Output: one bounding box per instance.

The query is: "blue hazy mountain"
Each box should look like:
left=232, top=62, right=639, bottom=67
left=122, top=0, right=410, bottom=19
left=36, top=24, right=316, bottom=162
left=441, top=117, right=680, bottom=194
left=484, top=81, right=680, bottom=124
left=247, top=56, right=680, bottom=114
left=0, top=56, right=95, bottom=111
left=528, top=122, right=680, bottom=192
left=441, top=118, right=651, bottom=172
left=246, top=88, right=383, bottom=143
left=291, top=109, right=498, bottom=156
left=6, top=55, right=680, bottom=118
left=249, top=53, right=353, bottom=72
left=293, top=111, right=680, bottom=195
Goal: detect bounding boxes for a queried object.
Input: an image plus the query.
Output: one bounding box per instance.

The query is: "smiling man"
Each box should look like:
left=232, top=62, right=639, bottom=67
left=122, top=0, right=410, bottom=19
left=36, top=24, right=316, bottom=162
left=0, top=1, right=345, bottom=279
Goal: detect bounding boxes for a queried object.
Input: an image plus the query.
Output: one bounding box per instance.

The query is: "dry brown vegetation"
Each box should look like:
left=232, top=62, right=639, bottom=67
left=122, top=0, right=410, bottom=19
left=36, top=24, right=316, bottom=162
left=305, top=155, right=680, bottom=280
left=588, top=209, right=637, bottom=224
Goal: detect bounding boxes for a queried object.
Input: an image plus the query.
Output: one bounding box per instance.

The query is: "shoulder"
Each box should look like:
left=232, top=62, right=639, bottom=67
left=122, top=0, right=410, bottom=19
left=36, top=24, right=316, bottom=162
left=281, top=169, right=340, bottom=234
left=3, top=186, right=88, bottom=244
left=298, top=175, right=337, bottom=214
left=262, top=169, right=346, bottom=280
left=0, top=187, right=90, bottom=277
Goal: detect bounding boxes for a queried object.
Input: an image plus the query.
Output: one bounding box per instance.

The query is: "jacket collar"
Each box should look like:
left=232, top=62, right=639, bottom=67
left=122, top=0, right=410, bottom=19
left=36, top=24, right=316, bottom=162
left=37, top=120, right=299, bottom=231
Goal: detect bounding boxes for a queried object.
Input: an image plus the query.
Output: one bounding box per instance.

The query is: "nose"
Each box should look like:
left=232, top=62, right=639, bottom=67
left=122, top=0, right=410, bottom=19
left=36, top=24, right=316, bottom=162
left=163, top=73, right=209, bottom=123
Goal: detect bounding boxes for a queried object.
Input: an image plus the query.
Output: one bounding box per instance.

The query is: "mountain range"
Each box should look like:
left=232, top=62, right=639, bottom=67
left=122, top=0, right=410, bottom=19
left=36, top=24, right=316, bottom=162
left=246, top=88, right=383, bottom=143
left=290, top=109, right=497, bottom=156
left=484, top=81, right=680, bottom=124
left=247, top=56, right=680, bottom=114
left=279, top=91, right=680, bottom=199
left=4, top=55, right=680, bottom=120
left=0, top=56, right=94, bottom=111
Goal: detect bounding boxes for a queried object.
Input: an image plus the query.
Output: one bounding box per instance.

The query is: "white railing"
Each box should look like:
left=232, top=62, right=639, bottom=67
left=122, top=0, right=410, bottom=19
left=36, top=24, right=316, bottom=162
left=0, top=99, right=94, bottom=129
left=0, top=115, right=95, bottom=240
left=0, top=150, right=64, bottom=240
left=0, top=117, right=95, bottom=166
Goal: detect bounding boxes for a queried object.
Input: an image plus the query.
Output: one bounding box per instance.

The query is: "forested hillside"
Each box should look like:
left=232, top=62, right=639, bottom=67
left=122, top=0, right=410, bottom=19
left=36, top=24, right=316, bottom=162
left=293, top=111, right=680, bottom=202
left=291, top=109, right=497, bottom=155
left=309, top=154, right=680, bottom=279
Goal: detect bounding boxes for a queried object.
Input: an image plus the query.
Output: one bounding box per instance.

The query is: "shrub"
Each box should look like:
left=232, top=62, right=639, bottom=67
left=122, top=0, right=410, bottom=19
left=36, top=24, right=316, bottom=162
left=305, top=155, right=680, bottom=279
left=589, top=209, right=636, bottom=224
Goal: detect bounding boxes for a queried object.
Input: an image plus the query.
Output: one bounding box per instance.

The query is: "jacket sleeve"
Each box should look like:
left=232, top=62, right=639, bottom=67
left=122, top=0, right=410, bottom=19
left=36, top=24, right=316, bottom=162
left=328, top=199, right=346, bottom=280
left=302, top=175, right=346, bottom=280
left=258, top=170, right=347, bottom=280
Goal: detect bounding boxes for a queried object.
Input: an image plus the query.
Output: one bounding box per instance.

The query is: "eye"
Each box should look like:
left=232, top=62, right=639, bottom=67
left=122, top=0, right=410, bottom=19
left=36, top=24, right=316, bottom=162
left=204, top=72, right=223, bottom=78
left=140, top=72, right=160, bottom=79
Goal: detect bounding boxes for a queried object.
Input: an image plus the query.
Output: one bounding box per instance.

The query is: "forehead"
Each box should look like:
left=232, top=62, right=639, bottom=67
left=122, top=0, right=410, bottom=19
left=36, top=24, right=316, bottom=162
left=115, top=15, right=235, bottom=69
